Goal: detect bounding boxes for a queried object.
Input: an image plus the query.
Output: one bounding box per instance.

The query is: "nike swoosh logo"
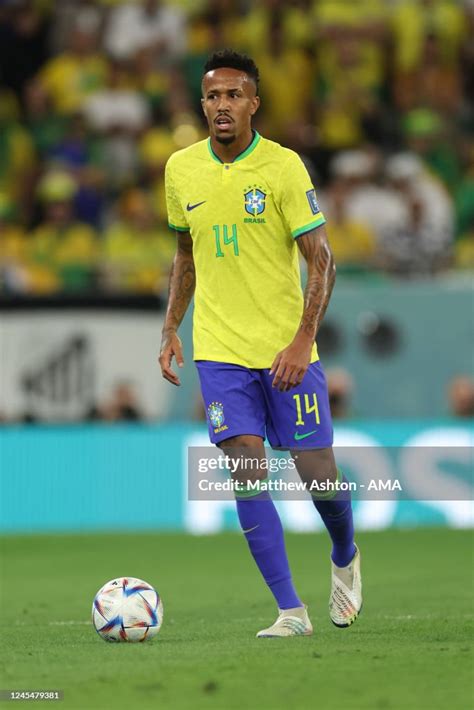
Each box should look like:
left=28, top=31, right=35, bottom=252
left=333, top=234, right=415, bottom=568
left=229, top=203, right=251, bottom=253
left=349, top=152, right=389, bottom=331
left=294, top=430, right=318, bottom=441
left=242, top=524, right=260, bottom=534
left=186, top=200, right=206, bottom=211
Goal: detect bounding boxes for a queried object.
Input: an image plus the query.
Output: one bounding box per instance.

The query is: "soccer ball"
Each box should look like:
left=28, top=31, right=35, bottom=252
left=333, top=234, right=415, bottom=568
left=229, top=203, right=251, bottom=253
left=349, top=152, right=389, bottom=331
left=92, top=577, right=163, bottom=642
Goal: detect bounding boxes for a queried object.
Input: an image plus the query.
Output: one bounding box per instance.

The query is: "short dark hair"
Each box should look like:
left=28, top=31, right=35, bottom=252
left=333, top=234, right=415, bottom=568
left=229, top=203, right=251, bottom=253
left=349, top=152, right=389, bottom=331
left=203, top=49, right=259, bottom=94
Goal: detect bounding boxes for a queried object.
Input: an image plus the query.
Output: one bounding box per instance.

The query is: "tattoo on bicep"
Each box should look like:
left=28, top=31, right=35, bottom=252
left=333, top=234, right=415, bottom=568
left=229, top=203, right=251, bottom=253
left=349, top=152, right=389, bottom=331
left=297, top=230, right=336, bottom=338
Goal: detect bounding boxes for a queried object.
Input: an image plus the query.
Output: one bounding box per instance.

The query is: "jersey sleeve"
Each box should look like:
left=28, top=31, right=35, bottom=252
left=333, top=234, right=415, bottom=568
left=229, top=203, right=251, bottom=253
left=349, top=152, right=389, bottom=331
left=165, top=158, right=189, bottom=232
left=278, top=152, right=326, bottom=239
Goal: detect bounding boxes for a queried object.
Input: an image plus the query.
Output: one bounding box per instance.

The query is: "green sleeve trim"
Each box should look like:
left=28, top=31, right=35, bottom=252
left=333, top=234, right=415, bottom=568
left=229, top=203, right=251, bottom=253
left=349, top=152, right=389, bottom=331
left=168, top=222, right=189, bottom=233
left=292, top=215, right=326, bottom=239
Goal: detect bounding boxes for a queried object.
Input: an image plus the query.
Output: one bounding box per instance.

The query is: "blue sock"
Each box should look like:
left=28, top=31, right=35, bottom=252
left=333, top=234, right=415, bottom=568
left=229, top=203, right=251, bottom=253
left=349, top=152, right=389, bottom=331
left=312, top=471, right=356, bottom=568
left=236, top=489, right=302, bottom=610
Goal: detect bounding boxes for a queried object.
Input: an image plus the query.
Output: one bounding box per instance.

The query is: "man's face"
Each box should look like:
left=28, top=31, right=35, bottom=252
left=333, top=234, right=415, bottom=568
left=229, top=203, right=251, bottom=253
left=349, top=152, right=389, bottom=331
left=201, top=68, right=260, bottom=145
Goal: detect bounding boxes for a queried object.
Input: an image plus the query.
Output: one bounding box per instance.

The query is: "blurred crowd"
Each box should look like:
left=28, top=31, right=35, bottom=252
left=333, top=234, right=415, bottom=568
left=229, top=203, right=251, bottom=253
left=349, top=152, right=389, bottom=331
left=1, top=0, right=473, bottom=296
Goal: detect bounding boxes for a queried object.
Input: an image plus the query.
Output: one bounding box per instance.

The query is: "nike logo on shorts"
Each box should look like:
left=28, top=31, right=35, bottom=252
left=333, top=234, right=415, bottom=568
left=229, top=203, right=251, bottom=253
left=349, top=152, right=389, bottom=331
left=186, top=200, right=206, bottom=211
left=294, top=430, right=318, bottom=441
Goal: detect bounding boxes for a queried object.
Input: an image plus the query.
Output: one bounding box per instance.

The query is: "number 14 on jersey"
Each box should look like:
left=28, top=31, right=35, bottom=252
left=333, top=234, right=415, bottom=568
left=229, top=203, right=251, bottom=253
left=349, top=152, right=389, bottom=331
left=213, top=224, right=239, bottom=257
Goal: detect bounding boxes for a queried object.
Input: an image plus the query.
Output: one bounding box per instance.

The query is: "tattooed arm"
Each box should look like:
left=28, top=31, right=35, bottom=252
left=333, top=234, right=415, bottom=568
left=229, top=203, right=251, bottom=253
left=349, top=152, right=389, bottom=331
left=159, top=230, right=195, bottom=386
left=296, top=224, right=336, bottom=340
left=270, top=225, right=336, bottom=391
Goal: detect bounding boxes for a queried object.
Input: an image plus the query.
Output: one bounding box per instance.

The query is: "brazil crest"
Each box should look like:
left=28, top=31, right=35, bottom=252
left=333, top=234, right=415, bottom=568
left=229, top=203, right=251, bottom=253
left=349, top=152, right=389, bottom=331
left=207, top=401, right=228, bottom=434
left=244, top=187, right=266, bottom=217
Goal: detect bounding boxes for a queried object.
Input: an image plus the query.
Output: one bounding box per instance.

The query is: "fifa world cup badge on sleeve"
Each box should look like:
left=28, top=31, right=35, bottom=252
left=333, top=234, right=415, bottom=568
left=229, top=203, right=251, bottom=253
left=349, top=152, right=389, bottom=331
left=306, top=188, right=319, bottom=215
left=207, top=401, right=228, bottom=434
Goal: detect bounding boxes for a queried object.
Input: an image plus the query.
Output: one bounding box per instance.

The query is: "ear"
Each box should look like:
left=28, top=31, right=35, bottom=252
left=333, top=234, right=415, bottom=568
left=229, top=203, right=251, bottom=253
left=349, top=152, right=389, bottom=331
left=250, top=95, right=260, bottom=116
left=201, top=97, right=207, bottom=119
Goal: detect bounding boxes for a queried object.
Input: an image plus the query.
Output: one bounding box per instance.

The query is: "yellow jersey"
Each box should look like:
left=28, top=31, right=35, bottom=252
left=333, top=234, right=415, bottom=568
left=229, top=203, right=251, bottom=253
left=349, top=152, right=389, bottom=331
left=165, top=131, right=325, bottom=368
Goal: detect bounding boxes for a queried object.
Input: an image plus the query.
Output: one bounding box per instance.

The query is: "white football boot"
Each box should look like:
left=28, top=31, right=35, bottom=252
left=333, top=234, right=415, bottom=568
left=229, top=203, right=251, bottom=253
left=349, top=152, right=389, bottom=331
left=256, top=605, right=313, bottom=638
left=329, top=545, right=362, bottom=627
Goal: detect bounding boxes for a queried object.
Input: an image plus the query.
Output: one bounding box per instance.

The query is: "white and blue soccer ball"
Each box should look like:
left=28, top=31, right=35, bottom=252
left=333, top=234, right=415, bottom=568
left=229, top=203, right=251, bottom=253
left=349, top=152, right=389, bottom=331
left=92, top=577, right=163, bottom=642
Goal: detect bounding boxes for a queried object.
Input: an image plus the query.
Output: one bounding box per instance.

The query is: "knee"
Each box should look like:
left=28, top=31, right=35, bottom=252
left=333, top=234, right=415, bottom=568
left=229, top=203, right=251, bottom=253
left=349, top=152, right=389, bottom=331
left=219, top=435, right=267, bottom=483
left=291, top=447, right=337, bottom=483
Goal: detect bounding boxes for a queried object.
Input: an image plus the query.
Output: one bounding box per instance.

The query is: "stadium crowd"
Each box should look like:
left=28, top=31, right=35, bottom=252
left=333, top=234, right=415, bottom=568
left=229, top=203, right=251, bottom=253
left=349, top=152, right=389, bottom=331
left=0, top=0, right=473, bottom=296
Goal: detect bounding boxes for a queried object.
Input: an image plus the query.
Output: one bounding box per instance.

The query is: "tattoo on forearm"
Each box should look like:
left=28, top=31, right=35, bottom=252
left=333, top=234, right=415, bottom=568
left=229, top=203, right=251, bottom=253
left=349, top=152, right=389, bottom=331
left=163, top=232, right=196, bottom=335
left=297, top=227, right=336, bottom=339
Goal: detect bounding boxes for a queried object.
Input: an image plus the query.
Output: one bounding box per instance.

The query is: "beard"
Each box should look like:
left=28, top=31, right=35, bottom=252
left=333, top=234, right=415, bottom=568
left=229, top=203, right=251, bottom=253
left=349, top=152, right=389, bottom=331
left=215, top=133, right=236, bottom=145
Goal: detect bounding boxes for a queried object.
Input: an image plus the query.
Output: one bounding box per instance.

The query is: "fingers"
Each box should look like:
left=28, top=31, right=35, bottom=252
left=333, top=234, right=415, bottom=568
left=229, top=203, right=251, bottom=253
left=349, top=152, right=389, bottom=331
left=162, top=368, right=180, bottom=386
left=272, top=362, right=307, bottom=392
left=271, top=357, right=287, bottom=390
left=158, top=347, right=182, bottom=386
left=174, top=338, right=184, bottom=368
left=160, top=361, right=180, bottom=386
left=284, top=367, right=301, bottom=392
left=281, top=366, right=304, bottom=392
left=269, top=352, right=281, bottom=376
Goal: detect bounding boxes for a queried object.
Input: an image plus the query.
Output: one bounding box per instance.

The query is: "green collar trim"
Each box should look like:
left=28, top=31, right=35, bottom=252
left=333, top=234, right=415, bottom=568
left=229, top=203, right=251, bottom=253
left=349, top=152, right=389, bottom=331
left=207, top=130, right=261, bottom=164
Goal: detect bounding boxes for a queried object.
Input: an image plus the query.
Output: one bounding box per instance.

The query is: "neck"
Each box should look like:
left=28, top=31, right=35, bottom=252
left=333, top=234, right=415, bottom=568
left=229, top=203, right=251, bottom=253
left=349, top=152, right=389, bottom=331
left=210, top=128, right=254, bottom=163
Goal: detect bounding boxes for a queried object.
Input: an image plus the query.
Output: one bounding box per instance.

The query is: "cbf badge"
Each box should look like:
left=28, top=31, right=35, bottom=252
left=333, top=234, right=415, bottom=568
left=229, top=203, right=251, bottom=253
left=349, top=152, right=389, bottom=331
left=244, top=186, right=266, bottom=216
left=207, top=401, right=228, bottom=434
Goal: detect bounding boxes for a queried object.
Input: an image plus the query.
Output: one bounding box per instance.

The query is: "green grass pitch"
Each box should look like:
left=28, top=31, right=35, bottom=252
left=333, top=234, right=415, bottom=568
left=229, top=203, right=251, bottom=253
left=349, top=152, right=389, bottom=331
left=1, top=528, right=472, bottom=710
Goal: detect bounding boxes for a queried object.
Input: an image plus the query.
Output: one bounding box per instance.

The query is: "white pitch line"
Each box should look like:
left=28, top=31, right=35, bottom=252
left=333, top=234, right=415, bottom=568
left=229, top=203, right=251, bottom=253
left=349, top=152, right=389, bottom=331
left=11, top=621, right=91, bottom=627
left=8, top=615, right=472, bottom=628
left=380, top=614, right=473, bottom=620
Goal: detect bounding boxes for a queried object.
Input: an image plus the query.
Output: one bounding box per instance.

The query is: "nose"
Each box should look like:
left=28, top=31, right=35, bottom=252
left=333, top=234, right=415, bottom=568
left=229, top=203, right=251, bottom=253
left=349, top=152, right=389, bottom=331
left=217, top=95, right=231, bottom=112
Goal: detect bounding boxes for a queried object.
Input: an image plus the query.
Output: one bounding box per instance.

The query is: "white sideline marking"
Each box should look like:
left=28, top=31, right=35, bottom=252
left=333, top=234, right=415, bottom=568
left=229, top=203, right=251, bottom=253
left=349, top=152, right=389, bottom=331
left=11, top=620, right=91, bottom=627
left=380, top=614, right=473, bottom=620
left=9, top=614, right=473, bottom=628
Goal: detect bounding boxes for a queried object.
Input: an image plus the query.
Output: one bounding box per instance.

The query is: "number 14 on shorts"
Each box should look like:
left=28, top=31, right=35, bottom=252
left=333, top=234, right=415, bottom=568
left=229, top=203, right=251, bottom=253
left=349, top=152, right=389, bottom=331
left=293, top=393, right=320, bottom=426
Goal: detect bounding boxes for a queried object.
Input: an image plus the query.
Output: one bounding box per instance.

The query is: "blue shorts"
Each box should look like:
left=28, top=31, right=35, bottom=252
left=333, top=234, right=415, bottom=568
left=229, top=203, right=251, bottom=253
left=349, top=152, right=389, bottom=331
left=196, top=360, right=333, bottom=450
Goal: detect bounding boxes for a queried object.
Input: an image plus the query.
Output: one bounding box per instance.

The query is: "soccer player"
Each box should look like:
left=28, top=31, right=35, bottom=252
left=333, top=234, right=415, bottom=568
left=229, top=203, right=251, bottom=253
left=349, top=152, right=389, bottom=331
left=159, top=49, right=362, bottom=637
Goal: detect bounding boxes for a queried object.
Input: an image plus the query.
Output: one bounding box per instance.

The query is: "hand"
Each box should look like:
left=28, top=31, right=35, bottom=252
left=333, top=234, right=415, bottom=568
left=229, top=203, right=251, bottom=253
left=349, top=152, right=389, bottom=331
left=270, top=333, right=313, bottom=392
left=159, top=330, right=184, bottom=386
